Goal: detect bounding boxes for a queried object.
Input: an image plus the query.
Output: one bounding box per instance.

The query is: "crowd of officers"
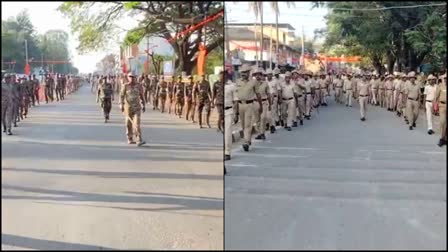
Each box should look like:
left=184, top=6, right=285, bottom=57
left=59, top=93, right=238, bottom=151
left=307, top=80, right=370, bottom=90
left=92, top=72, right=224, bottom=146
left=1, top=72, right=82, bottom=135
left=224, top=64, right=447, bottom=161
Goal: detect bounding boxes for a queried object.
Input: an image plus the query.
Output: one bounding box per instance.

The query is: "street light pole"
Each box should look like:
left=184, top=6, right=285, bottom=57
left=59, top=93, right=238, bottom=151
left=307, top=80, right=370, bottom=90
left=25, top=39, right=28, bottom=63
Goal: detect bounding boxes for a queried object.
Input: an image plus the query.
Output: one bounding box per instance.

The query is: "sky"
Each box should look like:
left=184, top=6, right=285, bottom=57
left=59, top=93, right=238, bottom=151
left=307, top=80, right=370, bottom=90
left=226, top=1, right=328, bottom=42
left=1, top=1, right=140, bottom=73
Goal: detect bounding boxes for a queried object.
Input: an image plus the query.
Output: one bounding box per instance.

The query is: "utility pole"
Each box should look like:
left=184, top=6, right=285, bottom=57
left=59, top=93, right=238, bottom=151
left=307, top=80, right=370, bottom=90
left=269, top=25, right=273, bottom=69
left=260, top=2, right=263, bottom=67
left=146, top=36, right=149, bottom=75
left=301, top=25, right=305, bottom=69
left=25, top=39, right=28, bottom=63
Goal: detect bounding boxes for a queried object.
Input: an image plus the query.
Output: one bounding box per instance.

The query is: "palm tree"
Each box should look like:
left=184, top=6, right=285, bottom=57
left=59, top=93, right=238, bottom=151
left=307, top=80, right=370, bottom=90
left=270, top=2, right=295, bottom=67
left=248, top=2, right=263, bottom=67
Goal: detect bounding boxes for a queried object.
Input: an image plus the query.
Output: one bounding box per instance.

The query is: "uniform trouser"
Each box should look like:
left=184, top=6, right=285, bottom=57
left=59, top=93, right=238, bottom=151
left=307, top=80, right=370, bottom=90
left=425, top=101, right=433, bottom=130
left=281, top=101, right=287, bottom=122
left=12, top=101, right=19, bottom=123
left=314, top=90, right=321, bottom=107
left=224, top=109, right=233, bottom=155
left=345, top=90, right=353, bottom=106
left=396, top=93, right=404, bottom=113
left=378, top=90, right=385, bottom=107
left=268, top=96, right=279, bottom=125
left=144, top=89, right=151, bottom=104
left=440, top=104, right=446, bottom=140
left=21, top=98, right=29, bottom=117
left=257, top=100, right=269, bottom=134
left=239, top=103, right=254, bottom=145
left=386, top=91, right=393, bottom=109
left=176, top=97, right=184, bottom=115
left=393, top=90, right=400, bottom=110
left=359, top=96, right=368, bottom=118
left=284, top=98, right=296, bottom=127
left=34, top=89, right=40, bottom=105
left=253, top=102, right=260, bottom=129
left=45, top=86, right=51, bottom=103
left=406, top=99, right=419, bottom=124
left=159, top=94, right=167, bottom=112
left=124, top=109, right=142, bottom=143
left=101, top=98, right=112, bottom=117
left=335, top=88, right=342, bottom=103
left=296, top=96, right=305, bottom=120
left=185, top=99, right=195, bottom=121
left=371, top=89, right=378, bottom=104
left=152, top=93, right=158, bottom=109
left=216, top=104, right=224, bottom=130
left=56, top=88, right=62, bottom=101
left=320, top=89, right=327, bottom=104
left=305, top=94, right=312, bottom=116
left=1, top=101, right=13, bottom=130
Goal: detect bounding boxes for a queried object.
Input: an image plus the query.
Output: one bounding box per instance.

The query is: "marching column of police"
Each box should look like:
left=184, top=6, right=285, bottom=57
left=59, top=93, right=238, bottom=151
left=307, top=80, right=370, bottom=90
left=224, top=64, right=447, bottom=163
left=1, top=72, right=82, bottom=135
left=92, top=71, right=224, bottom=146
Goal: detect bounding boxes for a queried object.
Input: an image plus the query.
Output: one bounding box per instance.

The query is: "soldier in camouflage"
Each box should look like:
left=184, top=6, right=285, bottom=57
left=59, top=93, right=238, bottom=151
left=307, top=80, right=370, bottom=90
left=212, top=71, right=225, bottom=132
left=174, top=76, right=185, bottom=118
left=194, top=74, right=212, bottom=128
left=2, top=74, right=14, bottom=135
left=97, top=75, right=115, bottom=123
left=184, top=75, right=196, bottom=122
left=120, top=72, right=146, bottom=146
left=156, top=76, right=168, bottom=113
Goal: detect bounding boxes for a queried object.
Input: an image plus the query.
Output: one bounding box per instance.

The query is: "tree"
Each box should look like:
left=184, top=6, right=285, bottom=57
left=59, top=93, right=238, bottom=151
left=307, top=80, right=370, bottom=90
left=269, top=2, right=295, bottom=63
left=58, top=1, right=224, bottom=75
left=96, top=54, right=118, bottom=75
left=313, top=1, right=447, bottom=73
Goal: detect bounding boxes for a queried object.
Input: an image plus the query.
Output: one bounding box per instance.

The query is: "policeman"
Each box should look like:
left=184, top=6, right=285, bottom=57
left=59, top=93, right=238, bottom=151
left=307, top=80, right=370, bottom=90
left=254, top=68, right=270, bottom=140
left=404, top=72, right=420, bottom=130
left=266, top=69, right=280, bottom=133
left=224, top=71, right=236, bottom=160
left=2, top=74, right=14, bottom=135
left=343, top=73, right=354, bottom=107
left=279, top=71, right=297, bottom=131
left=434, top=74, right=446, bottom=146
left=355, top=73, right=371, bottom=121
left=235, top=64, right=261, bottom=152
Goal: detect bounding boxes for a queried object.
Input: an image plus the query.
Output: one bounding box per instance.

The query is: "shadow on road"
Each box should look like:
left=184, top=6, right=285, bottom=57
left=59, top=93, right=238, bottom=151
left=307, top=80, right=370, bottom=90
left=2, top=184, right=223, bottom=211
left=1, top=233, right=115, bottom=250
left=3, top=167, right=222, bottom=180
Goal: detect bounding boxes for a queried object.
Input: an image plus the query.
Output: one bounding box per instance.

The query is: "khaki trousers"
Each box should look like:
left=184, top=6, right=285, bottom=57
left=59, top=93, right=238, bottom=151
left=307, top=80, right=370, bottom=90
left=239, top=103, right=254, bottom=144
left=296, top=96, right=305, bottom=120
left=258, top=100, right=269, bottom=134
left=345, top=90, right=353, bottom=106
left=440, top=104, right=446, bottom=140
left=284, top=98, right=296, bottom=126
left=224, top=109, right=233, bottom=155
left=406, top=99, right=419, bottom=124
left=359, top=96, right=368, bottom=118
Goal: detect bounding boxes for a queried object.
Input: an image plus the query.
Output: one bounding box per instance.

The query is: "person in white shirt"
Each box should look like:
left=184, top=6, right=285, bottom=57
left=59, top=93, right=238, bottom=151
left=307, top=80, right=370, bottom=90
left=224, top=71, right=236, bottom=162
left=423, top=74, right=437, bottom=134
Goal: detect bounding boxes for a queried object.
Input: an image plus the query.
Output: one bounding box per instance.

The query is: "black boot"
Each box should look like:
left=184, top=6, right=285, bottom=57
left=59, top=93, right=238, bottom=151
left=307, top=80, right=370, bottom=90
left=225, top=155, right=231, bottom=161
left=286, top=126, right=292, bottom=131
left=242, top=143, right=249, bottom=152
left=300, top=120, right=303, bottom=125
left=280, top=120, right=284, bottom=127
left=275, top=121, right=280, bottom=126
left=428, top=129, right=434, bottom=135
left=292, top=121, right=298, bottom=127
left=261, top=134, right=266, bottom=140
left=437, top=139, right=445, bottom=147
left=7, top=129, right=12, bottom=135
left=255, top=134, right=264, bottom=140
left=270, top=125, right=276, bottom=134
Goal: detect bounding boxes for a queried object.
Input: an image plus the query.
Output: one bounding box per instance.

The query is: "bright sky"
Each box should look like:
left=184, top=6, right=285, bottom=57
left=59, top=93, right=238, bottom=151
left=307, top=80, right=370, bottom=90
left=226, top=1, right=327, bottom=42
left=1, top=1, right=138, bottom=74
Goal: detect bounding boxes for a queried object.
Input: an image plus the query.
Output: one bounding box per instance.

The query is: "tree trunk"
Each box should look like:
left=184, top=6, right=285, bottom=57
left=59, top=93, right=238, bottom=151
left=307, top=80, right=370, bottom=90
left=260, top=2, right=264, bottom=67
left=386, top=53, right=395, bottom=74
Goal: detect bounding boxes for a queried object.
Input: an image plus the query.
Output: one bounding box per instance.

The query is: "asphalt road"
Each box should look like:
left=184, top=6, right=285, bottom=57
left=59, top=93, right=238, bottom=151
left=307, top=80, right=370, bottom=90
left=2, top=84, right=223, bottom=250
left=225, top=98, right=446, bottom=250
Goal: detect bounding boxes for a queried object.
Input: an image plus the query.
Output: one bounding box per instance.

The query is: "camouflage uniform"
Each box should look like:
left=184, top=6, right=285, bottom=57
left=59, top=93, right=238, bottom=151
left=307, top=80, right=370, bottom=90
left=174, top=78, right=185, bottom=117
left=156, top=79, right=168, bottom=113
left=120, top=77, right=146, bottom=145
left=184, top=77, right=196, bottom=122
left=20, top=79, right=32, bottom=118
left=143, top=76, right=151, bottom=105
left=97, top=78, right=114, bottom=122
left=2, top=77, right=14, bottom=134
left=194, top=77, right=212, bottom=128
left=212, top=75, right=224, bottom=131
left=55, top=75, right=63, bottom=101
left=150, top=76, right=158, bottom=110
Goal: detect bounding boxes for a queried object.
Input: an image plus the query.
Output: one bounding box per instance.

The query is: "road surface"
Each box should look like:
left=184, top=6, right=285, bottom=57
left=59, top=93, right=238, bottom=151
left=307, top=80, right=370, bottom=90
left=2, top=84, right=223, bottom=250
left=225, top=99, right=446, bottom=250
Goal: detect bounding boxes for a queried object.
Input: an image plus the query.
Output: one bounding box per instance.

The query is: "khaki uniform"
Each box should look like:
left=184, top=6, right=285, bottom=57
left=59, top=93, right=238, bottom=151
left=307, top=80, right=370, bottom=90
left=225, top=81, right=236, bottom=156
left=298, top=79, right=313, bottom=117
left=311, top=77, right=320, bottom=107
left=255, top=80, right=270, bottom=134
left=267, top=78, right=281, bottom=125
left=295, top=78, right=305, bottom=121
left=385, top=80, right=394, bottom=110
left=357, top=80, right=371, bottom=118
left=334, top=78, right=343, bottom=103
left=280, top=81, right=297, bottom=127
left=435, top=82, right=446, bottom=140
left=343, top=79, right=354, bottom=106
left=424, top=84, right=437, bottom=130
left=236, top=79, right=258, bottom=145
left=157, top=81, right=168, bottom=112
left=370, top=79, right=379, bottom=105
left=319, top=78, right=328, bottom=104
left=120, top=82, right=145, bottom=143
left=404, top=82, right=421, bottom=125
left=378, top=80, right=385, bottom=107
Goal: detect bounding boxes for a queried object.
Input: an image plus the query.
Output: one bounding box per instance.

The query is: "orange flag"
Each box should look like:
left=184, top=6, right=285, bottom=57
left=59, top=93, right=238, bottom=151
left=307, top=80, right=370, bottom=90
left=197, top=43, right=207, bottom=75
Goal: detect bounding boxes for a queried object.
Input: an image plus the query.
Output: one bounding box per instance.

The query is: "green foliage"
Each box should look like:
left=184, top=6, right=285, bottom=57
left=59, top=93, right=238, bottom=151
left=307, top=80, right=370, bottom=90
left=205, top=46, right=223, bottom=75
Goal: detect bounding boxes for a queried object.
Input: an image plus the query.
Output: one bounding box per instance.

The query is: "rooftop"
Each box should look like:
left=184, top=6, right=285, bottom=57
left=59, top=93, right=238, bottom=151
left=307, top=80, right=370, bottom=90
left=227, top=23, right=296, bottom=31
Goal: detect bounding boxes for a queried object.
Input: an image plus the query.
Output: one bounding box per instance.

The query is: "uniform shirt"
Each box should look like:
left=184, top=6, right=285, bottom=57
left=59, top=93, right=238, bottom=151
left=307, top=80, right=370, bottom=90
left=120, top=82, right=144, bottom=112
left=385, top=80, right=394, bottom=91
left=236, top=79, right=257, bottom=101
left=319, top=79, right=327, bottom=89
left=371, top=79, right=379, bottom=90
left=294, top=78, right=304, bottom=95
left=267, top=79, right=280, bottom=96
left=393, top=79, right=402, bottom=92
left=405, top=82, right=421, bottom=100
left=280, top=81, right=296, bottom=99
left=298, top=79, right=312, bottom=93
left=256, top=81, right=270, bottom=99
left=424, top=84, right=437, bottom=101
left=184, top=83, right=194, bottom=99
left=225, top=81, right=236, bottom=108
left=334, top=79, right=343, bottom=88
left=212, top=80, right=224, bottom=104
left=378, top=80, right=385, bottom=90
left=343, top=79, right=353, bottom=91
left=357, top=80, right=371, bottom=96
left=435, top=83, right=446, bottom=103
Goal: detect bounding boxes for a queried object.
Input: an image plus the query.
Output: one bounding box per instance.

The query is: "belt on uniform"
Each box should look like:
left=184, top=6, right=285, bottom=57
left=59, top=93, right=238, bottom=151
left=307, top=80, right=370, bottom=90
left=359, top=95, right=368, bottom=97
left=272, top=95, right=278, bottom=98
left=440, top=101, right=446, bottom=104
left=297, top=95, right=303, bottom=98
left=386, top=89, right=392, bottom=90
left=283, top=97, right=294, bottom=101
left=261, top=98, right=268, bottom=102
left=346, top=89, right=352, bottom=91
left=238, top=100, right=253, bottom=104
left=320, top=88, right=326, bottom=90
left=306, top=92, right=312, bottom=95
left=225, top=106, right=233, bottom=110
left=408, top=97, right=418, bottom=101
left=426, top=100, right=433, bottom=103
